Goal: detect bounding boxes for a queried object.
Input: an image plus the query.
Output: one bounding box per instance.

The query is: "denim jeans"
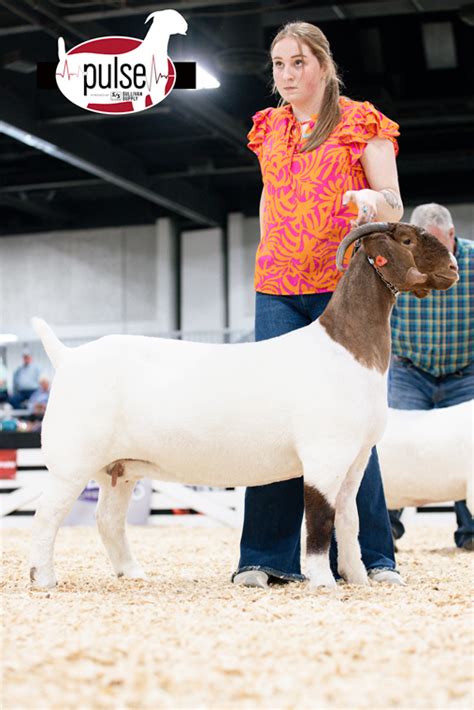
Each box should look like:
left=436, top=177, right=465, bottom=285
left=9, top=389, right=36, bottom=409
left=234, top=292, right=396, bottom=582
left=388, top=357, right=474, bottom=548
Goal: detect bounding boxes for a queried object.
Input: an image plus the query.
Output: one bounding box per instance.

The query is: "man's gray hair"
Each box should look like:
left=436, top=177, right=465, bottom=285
left=410, top=203, right=454, bottom=231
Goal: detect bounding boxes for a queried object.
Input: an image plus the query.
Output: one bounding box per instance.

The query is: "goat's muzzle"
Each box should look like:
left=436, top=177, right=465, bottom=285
left=430, top=251, right=459, bottom=288
left=434, top=267, right=459, bottom=288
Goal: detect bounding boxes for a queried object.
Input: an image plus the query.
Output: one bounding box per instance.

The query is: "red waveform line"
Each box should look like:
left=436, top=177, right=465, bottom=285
left=55, top=60, right=84, bottom=79
left=145, top=54, right=170, bottom=92
left=55, top=54, right=172, bottom=91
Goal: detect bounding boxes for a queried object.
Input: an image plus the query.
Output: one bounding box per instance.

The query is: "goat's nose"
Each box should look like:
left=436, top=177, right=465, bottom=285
left=449, top=263, right=458, bottom=272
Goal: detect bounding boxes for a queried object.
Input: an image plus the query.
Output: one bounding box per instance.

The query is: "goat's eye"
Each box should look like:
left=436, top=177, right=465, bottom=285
left=403, top=239, right=411, bottom=245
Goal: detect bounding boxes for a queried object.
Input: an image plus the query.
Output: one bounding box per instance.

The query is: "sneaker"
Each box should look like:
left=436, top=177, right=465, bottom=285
left=461, top=538, right=474, bottom=551
left=368, top=568, right=406, bottom=586
left=233, top=570, right=269, bottom=588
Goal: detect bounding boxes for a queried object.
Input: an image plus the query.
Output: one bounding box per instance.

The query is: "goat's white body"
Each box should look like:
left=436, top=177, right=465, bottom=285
left=378, top=401, right=473, bottom=510
left=41, top=322, right=387, bottom=488
left=31, top=315, right=386, bottom=589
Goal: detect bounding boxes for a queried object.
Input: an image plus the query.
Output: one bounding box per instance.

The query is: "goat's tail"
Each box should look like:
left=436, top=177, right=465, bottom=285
left=31, top=317, right=68, bottom=369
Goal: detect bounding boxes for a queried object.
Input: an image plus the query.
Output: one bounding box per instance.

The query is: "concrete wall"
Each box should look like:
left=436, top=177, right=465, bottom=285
left=0, top=220, right=179, bottom=341
left=180, top=227, right=226, bottom=332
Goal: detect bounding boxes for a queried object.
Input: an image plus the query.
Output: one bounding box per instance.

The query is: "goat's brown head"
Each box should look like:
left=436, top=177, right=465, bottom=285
left=336, top=222, right=459, bottom=298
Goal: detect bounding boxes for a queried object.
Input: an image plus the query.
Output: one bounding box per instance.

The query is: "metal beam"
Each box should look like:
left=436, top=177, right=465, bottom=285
left=1, top=147, right=473, bottom=196
left=0, top=0, right=83, bottom=42
left=0, top=87, right=223, bottom=226
left=0, top=0, right=107, bottom=42
left=0, top=0, right=254, bottom=36
left=0, top=193, right=67, bottom=222
left=45, top=106, right=171, bottom=125
left=0, top=164, right=260, bottom=195
left=0, top=0, right=465, bottom=37
left=169, top=92, right=250, bottom=155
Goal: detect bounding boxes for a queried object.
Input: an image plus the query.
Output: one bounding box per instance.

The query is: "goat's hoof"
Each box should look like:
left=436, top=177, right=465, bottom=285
left=29, top=566, right=57, bottom=589
left=339, top=566, right=369, bottom=586
left=308, top=575, right=338, bottom=591
left=117, top=564, right=147, bottom=580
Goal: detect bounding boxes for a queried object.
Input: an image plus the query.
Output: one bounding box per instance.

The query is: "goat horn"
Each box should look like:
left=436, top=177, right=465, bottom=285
left=336, top=222, right=391, bottom=272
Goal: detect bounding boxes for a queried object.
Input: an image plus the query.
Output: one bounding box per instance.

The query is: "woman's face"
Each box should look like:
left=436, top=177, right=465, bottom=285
left=271, top=37, right=326, bottom=107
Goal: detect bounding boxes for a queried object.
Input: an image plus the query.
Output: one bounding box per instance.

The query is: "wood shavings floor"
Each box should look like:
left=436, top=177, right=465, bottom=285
left=1, top=524, right=473, bottom=709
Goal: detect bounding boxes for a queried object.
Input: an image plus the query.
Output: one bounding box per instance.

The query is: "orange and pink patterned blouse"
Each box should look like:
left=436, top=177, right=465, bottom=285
left=249, top=97, right=400, bottom=295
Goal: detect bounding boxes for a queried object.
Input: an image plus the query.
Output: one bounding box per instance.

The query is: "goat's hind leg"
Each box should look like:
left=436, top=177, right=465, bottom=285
left=96, top=475, right=146, bottom=580
left=30, top=472, right=90, bottom=588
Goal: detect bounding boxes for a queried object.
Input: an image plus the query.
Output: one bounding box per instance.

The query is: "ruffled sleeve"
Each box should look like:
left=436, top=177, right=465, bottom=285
left=335, top=100, right=400, bottom=165
left=247, top=107, right=273, bottom=161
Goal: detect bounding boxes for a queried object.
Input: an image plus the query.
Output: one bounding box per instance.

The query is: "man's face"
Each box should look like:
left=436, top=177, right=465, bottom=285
left=426, top=224, right=455, bottom=253
left=23, top=354, right=32, bottom=366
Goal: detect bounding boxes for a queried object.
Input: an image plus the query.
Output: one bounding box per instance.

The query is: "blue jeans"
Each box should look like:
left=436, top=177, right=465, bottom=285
left=234, top=292, right=396, bottom=582
left=9, top=389, right=36, bottom=409
left=388, top=357, right=474, bottom=547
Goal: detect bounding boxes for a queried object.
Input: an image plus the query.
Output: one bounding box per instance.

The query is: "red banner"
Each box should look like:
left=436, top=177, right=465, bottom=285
left=0, top=450, right=17, bottom=479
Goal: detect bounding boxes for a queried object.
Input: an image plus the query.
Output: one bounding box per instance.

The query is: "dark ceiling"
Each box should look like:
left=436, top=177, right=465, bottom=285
left=0, top=0, right=473, bottom=237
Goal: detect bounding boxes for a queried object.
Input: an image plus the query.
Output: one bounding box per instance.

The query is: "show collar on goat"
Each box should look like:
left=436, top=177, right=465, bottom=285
left=321, top=222, right=459, bottom=373
left=366, top=255, right=400, bottom=297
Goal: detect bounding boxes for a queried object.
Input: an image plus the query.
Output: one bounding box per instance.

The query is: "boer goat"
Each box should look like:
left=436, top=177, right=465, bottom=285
left=379, top=400, right=473, bottom=511
left=29, top=222, right=458, bottom=590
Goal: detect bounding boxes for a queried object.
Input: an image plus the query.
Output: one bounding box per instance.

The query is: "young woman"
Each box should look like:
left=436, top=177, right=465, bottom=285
left=233, top=22, right=405, bottom=588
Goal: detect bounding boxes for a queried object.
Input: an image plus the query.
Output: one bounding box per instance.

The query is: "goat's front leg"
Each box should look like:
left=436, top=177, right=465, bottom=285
left=335, top=450, right=371, bottom=586
left=304, top=480, right=337, bottom=589
left=96, top=477, right=146, bottom=580
left=30, top=473, right=90, bottom=588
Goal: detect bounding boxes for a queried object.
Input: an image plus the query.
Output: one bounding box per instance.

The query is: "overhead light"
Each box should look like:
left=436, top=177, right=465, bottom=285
left=422, top=22, right=457, bottom=69
left=2, top=51, right=36, bottom=74
left=0, top=334, right=18, bottom=344
left=195, top=64, right=220, bottom=90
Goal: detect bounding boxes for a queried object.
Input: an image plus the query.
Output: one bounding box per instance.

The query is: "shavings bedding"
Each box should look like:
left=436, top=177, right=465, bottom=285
left=1, top=523, right=473, bottom=709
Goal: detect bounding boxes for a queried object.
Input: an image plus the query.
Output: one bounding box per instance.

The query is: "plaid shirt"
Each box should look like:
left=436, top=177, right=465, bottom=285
left=390, top=237, right=473, bottom=377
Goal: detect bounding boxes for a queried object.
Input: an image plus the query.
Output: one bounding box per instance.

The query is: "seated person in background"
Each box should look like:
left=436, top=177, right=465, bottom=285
left=10, top=349, right=41, bottom=409
left=27, top=375, right=51, bottom=417
left=389, top=203, right=473, bottom=551
left=0, top=360, right=8, bottom=404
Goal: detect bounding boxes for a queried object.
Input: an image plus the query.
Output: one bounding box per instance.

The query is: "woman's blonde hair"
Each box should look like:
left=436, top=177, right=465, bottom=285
left=270, top=22, right=343, bottom=151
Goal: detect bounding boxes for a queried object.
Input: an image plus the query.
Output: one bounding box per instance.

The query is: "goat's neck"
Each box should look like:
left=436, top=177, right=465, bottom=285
left=318, top=250, right=395, bottom=374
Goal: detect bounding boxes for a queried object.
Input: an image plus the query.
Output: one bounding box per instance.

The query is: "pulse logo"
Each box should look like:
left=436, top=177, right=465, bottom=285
left=56, top=9, right=187, bottom=115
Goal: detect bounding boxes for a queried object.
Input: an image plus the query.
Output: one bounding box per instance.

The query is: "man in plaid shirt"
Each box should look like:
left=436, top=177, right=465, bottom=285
left=389, top=203, right=473, bottom=550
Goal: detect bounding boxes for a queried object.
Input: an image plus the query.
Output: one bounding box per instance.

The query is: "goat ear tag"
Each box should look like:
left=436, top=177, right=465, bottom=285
left=375, top=255, right=388, bottom=267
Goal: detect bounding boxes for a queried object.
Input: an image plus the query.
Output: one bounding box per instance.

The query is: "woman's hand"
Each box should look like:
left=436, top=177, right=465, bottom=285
left=342, top=188, right=379, bottom=226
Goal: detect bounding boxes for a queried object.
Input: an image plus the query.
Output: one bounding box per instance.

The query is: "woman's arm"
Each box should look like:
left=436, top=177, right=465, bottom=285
left=343, top=137, right=404, bottom=225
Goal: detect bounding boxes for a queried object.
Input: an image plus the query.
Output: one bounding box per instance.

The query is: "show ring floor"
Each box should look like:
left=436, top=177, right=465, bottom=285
left=2, top=524, right=473, bottom=709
